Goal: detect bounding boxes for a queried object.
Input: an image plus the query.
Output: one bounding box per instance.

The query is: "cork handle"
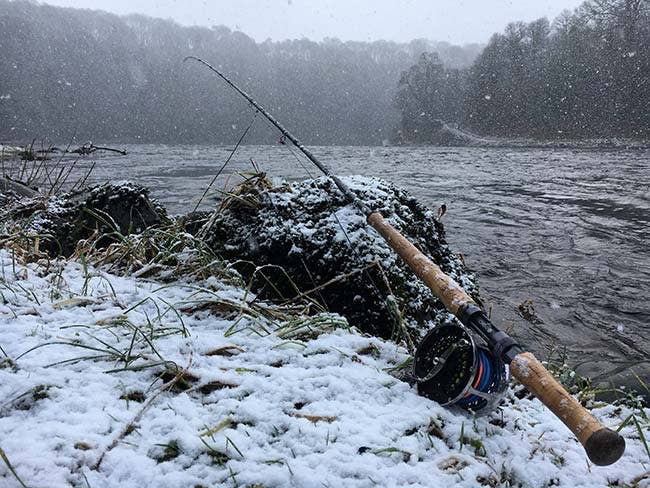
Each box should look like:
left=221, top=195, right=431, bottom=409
left=367, top=212, right=475, bottom=315
left=510, top=352, right=625, bottom=466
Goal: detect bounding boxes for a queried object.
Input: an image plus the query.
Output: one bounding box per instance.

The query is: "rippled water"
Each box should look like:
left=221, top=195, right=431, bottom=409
left=84, top=144, right=649, bottom=388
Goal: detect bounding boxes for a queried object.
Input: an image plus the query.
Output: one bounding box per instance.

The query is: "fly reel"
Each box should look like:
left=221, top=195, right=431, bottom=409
left=413, top=323, right=508, bottom=415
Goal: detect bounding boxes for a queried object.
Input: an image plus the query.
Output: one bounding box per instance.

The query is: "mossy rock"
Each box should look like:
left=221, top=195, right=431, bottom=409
left=197, top=176, right=480, bottom=339
left=3, top=182, right=168, bottom=256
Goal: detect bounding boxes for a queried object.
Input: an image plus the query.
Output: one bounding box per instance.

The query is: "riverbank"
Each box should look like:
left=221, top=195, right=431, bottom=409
left=396, top=124, right=650, bottom=149
left=1, top=248, right=649, bottom=487
left=1, top=175, right=649, bottom=487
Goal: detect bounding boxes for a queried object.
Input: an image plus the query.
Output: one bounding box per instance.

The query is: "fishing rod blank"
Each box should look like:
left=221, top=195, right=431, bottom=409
left=185, top=56, right=626, bottom=466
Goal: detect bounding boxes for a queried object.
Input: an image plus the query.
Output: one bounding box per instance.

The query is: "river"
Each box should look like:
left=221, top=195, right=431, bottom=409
left=82, top=144, right=650, bottom=390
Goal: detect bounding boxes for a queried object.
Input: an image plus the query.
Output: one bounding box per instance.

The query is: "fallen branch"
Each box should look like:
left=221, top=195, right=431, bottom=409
left=70, top=143, right=127, bottom=156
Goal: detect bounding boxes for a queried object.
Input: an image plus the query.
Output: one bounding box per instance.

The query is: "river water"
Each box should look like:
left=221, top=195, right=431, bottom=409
left=83, top=144, right=649, bottom=389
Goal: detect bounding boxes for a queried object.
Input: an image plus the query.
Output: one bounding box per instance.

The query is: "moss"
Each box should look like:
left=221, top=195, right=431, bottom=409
left=2, top=182, right=169, bottom=257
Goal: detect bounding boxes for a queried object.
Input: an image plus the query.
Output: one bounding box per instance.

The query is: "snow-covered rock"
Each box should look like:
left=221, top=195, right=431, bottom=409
left=197, top=175, right=478, bottom=340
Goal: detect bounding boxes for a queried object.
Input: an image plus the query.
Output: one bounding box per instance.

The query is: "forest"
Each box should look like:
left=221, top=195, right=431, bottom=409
left=396, top=0, right=650, bottom=142
left=0, top=0, right=479, bottom=145
left=1, top=0, right=648, bottom=145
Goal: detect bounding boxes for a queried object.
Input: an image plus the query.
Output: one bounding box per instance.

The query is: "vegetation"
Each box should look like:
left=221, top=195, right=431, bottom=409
left=0, top=0, right=480, bottom=145
left=394, top=52, right=466, bottom=143
left=0, top=228, right=647, bottom=485
left=396, top=0, right=650, bottom=141
left=1, top=0, right=648, bottom=145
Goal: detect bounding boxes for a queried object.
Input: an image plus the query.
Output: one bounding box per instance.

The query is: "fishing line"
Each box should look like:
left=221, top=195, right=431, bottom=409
left=193, top=110, right=259, bottom=213
left=251, top=102, right=408, bottom=346
left=246, top=105, right=404, bottom=341
left=279, top=138, right=315, bottom=179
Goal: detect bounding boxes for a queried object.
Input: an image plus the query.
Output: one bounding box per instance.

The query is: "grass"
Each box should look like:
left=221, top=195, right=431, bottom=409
left=151, top=440, right=181, bottom=463
left=369, top=446, right=412, bottom=462
left=10, top=285, right=193, bottom=385
left=200, top=418, right=235, bottom=439
left=517, top=346, right=650, bottom=468
left=0, top=446, right=30, bottom=488
left=2, top=167, right=650, bottom=487
left=1, top=213, right=283, bottom=384
left=275, top=313, right=348, bottom=340
left=1, top=140, right=93, bottom=196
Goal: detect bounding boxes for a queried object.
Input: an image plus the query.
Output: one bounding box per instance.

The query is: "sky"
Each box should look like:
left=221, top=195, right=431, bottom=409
left=40, top=0, right=586, bottom=45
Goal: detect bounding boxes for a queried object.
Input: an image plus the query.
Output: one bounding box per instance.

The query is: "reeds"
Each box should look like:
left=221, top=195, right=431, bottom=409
left=0, top=446, right=29, bottom=488
left=1, top=138, right=94, bottom=196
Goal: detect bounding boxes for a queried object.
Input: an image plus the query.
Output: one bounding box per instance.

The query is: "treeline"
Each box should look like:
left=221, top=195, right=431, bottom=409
left=396, top=0, right=650, bottom=141
left=0, top=0, right=481, bottom=145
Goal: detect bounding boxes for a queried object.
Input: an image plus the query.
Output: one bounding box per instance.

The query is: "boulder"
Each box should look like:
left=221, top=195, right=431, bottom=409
left=2, top=182, right=167, bottom=256
left=197, top=175, right=480, bottom=339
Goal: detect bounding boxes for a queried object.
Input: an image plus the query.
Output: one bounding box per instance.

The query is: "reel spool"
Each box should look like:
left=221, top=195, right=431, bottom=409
left=413, top=323, right=508, bottom=415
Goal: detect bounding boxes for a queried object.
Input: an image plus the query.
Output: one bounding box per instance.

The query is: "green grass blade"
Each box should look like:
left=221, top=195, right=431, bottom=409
left=0, top=446, right=30, bottom=488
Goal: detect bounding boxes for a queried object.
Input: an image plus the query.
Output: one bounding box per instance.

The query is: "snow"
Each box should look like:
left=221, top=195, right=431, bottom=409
left=0, top=250, right=648, bottom=487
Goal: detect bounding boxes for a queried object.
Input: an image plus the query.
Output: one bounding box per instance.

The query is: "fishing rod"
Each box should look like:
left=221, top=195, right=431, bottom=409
left=184, top=56, right=625, bottom=466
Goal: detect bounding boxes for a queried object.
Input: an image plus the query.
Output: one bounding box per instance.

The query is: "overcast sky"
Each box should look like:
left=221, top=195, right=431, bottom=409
left=41, top=0, right=586, bottom=44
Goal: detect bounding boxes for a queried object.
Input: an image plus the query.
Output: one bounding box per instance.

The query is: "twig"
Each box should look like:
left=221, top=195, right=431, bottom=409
left=90, top=146, right=127, bottom=155
left=51, top=156, right=80, bottom=195
left=281, top=262, right=377, bottom=306
left=193, top=111, right=258, bottom=214
left=44, top=131, right=77, bottom=189
left=72, top=161, right=96, bottom=191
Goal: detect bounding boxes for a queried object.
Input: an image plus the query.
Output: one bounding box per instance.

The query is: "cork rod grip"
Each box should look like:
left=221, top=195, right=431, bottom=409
left=367, top=212, right=475, bottom=315
left=510, top=352, right=625, bottom=466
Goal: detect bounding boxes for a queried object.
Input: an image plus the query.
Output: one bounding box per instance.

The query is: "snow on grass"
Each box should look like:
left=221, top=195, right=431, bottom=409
left=0, top=250, right=648, bottom=488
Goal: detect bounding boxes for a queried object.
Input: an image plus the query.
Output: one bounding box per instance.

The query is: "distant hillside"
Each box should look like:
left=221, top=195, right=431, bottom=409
left=0, top=0, right=481, bottom=145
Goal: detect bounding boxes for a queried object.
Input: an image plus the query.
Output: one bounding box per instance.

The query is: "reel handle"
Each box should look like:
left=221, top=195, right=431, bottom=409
left=510, top=352, right=625, bottom=466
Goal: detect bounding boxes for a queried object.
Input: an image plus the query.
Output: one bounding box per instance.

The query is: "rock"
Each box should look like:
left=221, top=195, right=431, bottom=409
left=2, top=181, right=168, bottom=256
left=69, top=182, right=165, bottom=235
left=196, top=175, right=480, bottom=339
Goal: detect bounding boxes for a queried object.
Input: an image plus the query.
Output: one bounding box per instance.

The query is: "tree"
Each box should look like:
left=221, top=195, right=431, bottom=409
left=462, top=2, right=649, bottom=139
left=394, top=52, right=465, bottom=143
left=463, top=20, right=553, bottom=137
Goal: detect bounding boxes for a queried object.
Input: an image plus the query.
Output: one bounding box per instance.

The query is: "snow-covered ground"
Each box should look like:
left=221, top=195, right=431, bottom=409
left=0, top=250, right=648, bottom=487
